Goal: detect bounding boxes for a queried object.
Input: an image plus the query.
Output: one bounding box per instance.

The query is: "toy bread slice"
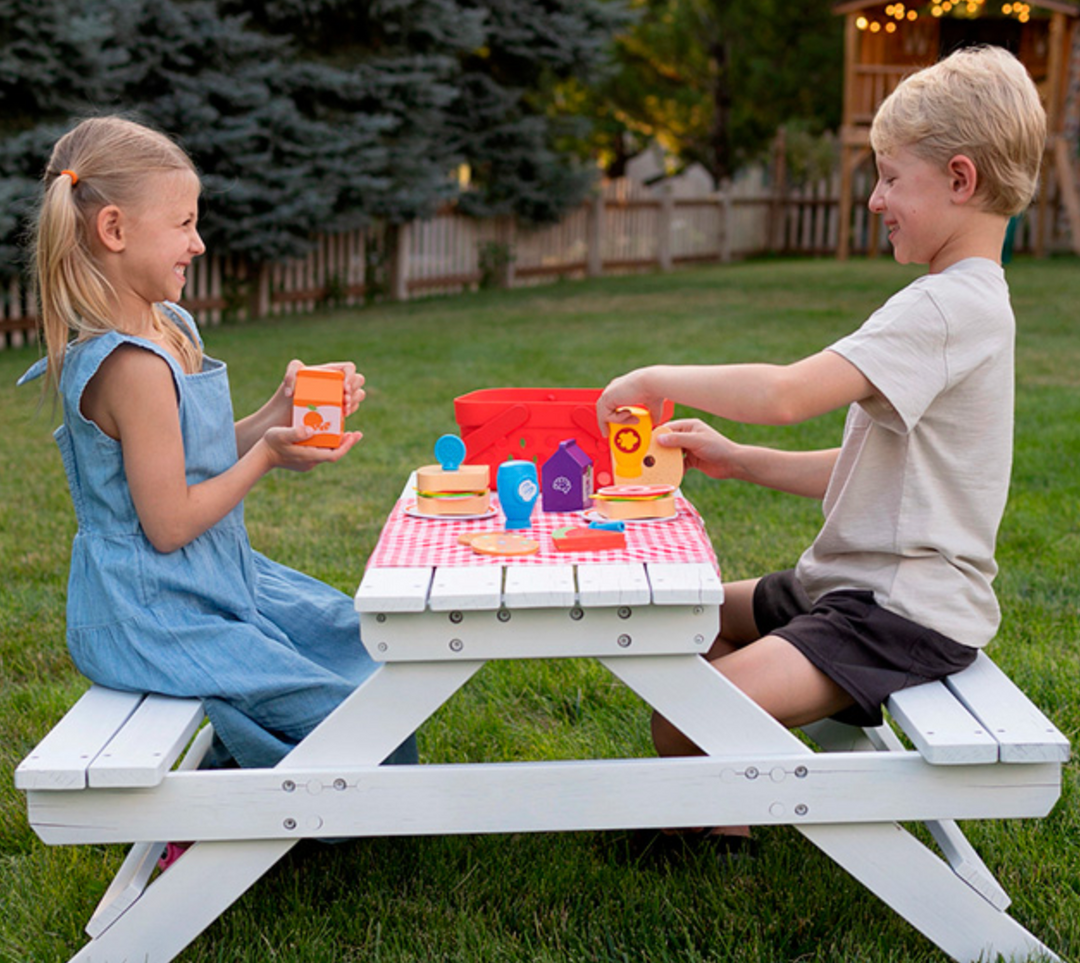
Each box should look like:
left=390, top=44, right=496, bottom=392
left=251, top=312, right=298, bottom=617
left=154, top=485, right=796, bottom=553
left=416, top=463, right=491, bottom=516
left=614, top=426, right=685, bottom=488
left=417, top=464, right=490, bottom=492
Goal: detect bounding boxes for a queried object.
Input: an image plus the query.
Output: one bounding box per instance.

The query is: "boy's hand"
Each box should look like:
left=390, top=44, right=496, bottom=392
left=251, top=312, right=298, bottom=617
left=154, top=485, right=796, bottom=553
left=596, top=367, right=666, bottom=435
left=656, top=418, right=742, bottom=481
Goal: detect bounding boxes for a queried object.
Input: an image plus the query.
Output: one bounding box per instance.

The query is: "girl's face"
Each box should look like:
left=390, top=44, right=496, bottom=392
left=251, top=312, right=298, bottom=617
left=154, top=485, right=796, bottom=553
left=113, top=169, right=204, bottom=322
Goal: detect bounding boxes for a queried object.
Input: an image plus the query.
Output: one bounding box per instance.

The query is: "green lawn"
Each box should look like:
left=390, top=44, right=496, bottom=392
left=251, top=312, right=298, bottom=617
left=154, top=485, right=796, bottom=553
left=1, top=257, right=1077, bottom=962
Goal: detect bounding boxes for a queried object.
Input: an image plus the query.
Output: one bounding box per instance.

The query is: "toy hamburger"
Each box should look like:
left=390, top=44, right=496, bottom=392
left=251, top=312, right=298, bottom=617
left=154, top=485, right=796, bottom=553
left=591, top=484, right=676, bottom=521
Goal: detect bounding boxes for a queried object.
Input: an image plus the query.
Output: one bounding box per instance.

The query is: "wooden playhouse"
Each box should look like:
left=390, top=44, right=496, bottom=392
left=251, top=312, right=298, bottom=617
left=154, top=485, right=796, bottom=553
left=833, top=0, right=1080, bottom=257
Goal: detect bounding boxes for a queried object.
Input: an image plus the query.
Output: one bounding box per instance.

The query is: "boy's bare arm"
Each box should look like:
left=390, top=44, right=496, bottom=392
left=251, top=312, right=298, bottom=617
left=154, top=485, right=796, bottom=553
left=598, top=350, right=876, bottom=430
left=658, top=418, right=839, bottom=499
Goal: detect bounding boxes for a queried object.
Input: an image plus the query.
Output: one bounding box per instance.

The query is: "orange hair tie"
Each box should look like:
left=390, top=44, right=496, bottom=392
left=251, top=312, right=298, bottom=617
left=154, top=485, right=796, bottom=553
left=60, top=169, right=79, bottom=186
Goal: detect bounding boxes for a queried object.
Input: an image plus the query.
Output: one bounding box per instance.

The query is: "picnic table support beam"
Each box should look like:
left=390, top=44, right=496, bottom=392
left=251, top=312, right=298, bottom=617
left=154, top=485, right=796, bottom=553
left=68, top=660, right=483, bottom=963
left=603, top=655, right=1060, bottom=963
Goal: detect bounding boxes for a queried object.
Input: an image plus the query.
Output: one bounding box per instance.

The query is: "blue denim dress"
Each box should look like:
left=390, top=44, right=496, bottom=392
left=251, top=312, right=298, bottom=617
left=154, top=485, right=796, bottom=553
left=27, top=304, right=415, bottom=769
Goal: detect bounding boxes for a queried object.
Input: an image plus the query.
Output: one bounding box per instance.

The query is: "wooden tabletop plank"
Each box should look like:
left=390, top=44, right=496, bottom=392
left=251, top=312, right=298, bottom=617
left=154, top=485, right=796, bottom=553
left=576, top=563, right=651, bottom=607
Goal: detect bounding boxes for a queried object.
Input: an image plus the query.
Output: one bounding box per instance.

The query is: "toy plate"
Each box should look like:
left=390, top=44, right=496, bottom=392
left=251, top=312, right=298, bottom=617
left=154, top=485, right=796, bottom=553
left=582, top=509, right=679, bottom=525
left=404, top=502, right=499, bottom=522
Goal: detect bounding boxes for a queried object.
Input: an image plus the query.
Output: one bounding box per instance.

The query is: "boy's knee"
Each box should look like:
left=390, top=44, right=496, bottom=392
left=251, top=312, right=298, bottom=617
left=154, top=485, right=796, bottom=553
left=650, top=710, right=702, bottom=757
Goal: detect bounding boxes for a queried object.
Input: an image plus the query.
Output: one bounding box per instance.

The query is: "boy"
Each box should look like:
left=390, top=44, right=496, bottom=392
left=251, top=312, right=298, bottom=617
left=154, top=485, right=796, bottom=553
left=597, top=45, right=1046, bottom=843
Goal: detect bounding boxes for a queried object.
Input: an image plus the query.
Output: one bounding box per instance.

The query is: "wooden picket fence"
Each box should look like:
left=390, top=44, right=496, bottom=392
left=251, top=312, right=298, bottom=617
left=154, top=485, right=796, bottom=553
left=0, top=170, right=1068, bottom=348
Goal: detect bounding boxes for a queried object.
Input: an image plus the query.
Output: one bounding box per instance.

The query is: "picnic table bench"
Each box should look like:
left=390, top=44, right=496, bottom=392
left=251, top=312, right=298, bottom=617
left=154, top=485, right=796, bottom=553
left=15, top=485, right=1071, bottom=963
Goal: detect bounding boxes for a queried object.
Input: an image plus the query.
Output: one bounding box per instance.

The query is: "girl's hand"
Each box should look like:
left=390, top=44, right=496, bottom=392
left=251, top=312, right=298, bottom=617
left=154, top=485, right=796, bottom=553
left=260, top=426, right=364, bottom=472
left=282, top=360, right=366, bottom=420
left=656, top=418, right=743, bottom=480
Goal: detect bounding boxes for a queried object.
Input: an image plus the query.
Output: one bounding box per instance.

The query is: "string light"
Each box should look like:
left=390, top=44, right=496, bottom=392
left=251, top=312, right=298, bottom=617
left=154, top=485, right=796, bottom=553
left=857, top=0, right=1031, bottom=31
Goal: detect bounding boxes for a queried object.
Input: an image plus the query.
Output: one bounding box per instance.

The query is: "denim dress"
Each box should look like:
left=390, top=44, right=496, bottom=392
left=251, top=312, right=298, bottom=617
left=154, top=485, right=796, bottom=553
left=27, top=304, right=415, bottom=769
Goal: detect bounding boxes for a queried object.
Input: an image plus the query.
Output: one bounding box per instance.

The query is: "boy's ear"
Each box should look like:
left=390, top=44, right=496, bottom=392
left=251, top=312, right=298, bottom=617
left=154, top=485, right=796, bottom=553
left=947, top=155, right=979, bottom=204
left=95, top=205, right=126, bottom=253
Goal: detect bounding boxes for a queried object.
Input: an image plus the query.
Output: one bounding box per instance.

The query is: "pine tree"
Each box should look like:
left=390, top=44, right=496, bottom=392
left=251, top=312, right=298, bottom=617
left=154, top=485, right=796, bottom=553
left=0, top=0, right=632, bottom=278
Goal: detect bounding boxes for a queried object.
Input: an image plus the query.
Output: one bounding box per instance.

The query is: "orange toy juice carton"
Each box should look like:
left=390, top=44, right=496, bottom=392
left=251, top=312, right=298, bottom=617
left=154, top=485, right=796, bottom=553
left=293, top=368, right=345, bottom=448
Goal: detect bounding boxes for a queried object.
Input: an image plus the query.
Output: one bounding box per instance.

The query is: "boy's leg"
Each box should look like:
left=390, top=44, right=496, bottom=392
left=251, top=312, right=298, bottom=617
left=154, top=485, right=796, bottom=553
left=653, top=634, right=854, bottom=757
left=710, top=578, right=762, bottom=651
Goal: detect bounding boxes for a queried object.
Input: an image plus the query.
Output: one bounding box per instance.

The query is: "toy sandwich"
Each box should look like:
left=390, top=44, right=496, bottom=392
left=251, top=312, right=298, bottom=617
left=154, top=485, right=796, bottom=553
left=591, top=484, right=677, bottom=520
left=415, top=435, right=491, bottom=516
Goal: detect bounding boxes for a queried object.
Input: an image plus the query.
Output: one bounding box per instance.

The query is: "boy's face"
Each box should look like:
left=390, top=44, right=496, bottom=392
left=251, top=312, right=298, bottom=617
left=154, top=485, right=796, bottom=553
left=869, top=146, right=963, bottom=272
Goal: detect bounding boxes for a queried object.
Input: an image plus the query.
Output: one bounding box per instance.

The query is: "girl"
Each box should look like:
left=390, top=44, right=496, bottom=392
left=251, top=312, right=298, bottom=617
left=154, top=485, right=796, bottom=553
left=22, top=115, right=415, bottom=775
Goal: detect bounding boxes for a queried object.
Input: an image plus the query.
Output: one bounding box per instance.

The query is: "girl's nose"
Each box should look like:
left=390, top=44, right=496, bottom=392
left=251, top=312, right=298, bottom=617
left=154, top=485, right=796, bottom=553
left=192, top=230, right=206, bottom=255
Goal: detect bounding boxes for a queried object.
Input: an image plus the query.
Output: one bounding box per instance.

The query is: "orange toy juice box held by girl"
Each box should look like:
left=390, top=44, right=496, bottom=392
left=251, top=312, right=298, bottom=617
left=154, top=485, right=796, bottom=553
left=292, top=368, right=345, bottom=448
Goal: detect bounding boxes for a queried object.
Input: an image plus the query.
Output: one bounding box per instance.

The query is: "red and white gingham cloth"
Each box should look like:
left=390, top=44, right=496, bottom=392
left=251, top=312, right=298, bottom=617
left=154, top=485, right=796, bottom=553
left=366, top=494, right=720, bottom=571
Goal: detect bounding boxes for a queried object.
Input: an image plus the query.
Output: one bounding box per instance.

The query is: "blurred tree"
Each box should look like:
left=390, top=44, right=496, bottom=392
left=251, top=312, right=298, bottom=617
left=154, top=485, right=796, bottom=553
left=579, top=0, right=843, bottom=185
left=0, top=0, right=631, bottom=280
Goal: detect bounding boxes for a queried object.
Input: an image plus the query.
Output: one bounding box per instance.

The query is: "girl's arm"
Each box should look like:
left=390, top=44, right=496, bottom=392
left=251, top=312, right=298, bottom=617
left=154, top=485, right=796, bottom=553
left=84, top=347, right=361, bottom=553
left=235, top=359, right=365, bottom=457
left=657, top=418, right=839, bottom=499
left=597, top=350, right=876, bottom=432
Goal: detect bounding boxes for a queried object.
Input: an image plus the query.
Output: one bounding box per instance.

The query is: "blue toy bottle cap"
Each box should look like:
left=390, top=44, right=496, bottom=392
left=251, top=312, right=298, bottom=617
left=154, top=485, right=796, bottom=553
left=434, top=434, right=467, bottom=471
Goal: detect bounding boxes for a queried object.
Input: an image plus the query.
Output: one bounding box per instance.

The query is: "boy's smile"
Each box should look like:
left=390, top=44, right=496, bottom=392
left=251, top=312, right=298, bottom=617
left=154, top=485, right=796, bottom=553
left=869, top=146, right=963, bottom=272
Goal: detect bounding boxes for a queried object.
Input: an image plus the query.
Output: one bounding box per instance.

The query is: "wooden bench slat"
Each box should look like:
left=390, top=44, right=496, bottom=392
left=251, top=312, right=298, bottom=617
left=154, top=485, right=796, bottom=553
left=15, top=686, right=145, bottom=791
left=945, top=653, right=1071, bottom=764
left=886, top=680, right=999, bottom=765
left=88, top=694, right=206, bottom=788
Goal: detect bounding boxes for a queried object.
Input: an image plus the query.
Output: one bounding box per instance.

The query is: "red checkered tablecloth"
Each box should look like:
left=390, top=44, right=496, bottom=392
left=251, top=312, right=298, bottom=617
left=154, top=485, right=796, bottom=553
left=366, top=494, right=720, bottom=570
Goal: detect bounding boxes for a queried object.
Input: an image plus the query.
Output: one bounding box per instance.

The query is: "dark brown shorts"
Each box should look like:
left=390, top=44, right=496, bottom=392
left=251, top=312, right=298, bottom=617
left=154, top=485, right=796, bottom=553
left=752, top=570, right=978, bottom=727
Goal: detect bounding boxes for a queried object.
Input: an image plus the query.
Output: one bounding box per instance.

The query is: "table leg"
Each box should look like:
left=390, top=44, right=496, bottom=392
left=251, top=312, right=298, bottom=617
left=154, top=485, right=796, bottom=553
left=602, top=654, right=1059, bottom=963
left=70, top=660, right=484, bottom=963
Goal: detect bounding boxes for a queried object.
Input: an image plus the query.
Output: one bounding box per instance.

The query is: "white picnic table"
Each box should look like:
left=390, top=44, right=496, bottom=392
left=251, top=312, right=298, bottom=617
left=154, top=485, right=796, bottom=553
left=16, top=478, right=1069, bottom=962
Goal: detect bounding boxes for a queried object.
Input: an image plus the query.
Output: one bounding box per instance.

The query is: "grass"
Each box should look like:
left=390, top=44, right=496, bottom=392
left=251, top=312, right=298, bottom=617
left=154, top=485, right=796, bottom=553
left=1, top=256, right=1078, bottom=962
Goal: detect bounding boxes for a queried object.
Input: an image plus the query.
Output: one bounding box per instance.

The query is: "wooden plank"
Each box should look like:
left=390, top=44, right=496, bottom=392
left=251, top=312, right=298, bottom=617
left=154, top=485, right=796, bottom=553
left=85, top=726, right=215, bottom=938
left=646, top=562, right=724, bottom=605
left=26, top=752, right=1061, bottom=845
left=88, top=694, right=206, bottom=788
left=354, top=566, right=433, bottom=613
left=428, top=565, right=502, bottom=611
left=15, top=686, right=145, bottom=791
left=362, top=606, right=713, bottom=662
left=886, top=680, right=999, bottom=765
left=503, top=564, right=576, bottom=609
left=945, top=653, right=1071, bottom=763
left=1053, top=137, right=1080, bottom=256
left=576, top=563, right=651, bottom=607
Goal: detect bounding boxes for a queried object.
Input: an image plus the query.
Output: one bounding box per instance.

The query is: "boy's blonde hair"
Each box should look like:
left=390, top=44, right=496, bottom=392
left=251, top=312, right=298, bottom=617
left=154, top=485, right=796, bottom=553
left=33, top=115, right=203, bottom=391
left=870, top=45, right=1046, bottom=217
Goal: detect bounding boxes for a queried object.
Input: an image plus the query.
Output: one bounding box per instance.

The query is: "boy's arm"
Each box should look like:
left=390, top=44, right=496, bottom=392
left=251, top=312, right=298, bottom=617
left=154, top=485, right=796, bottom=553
left=598, top=350, right=875, bottom=430
left=658, top=418, right=839, bottom=499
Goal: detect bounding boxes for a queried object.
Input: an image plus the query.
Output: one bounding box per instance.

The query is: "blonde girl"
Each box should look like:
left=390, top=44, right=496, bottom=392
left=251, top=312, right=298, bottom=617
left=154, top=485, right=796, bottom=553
left=22, top=116, right=415, bottom=792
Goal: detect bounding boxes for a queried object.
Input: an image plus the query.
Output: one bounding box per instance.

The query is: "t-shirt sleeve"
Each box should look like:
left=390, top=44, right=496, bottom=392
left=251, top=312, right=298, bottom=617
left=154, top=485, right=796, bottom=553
left=827, top=281, right=998, bottom=435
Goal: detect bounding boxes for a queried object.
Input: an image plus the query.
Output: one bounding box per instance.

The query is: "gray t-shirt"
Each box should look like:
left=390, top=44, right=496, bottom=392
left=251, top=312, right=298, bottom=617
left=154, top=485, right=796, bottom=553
left=795, top=258, right=1014, bottom=648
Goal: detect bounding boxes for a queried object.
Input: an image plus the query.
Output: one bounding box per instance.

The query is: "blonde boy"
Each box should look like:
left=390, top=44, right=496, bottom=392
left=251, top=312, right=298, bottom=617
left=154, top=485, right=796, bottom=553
left=597, top=46, right=1047, bottom=843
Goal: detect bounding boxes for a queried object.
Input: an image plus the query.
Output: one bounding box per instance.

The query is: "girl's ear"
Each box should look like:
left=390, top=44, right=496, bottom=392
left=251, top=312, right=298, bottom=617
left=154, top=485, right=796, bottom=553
left=948, top=155, right=979, bottom=205
left=96, top=205, right=126, bottom=253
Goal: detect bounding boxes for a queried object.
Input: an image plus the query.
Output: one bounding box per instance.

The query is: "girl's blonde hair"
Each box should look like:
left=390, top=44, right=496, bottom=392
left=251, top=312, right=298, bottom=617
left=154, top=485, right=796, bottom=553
left=33, top=116, right=203, bottom=391
left=871, top=45, right=1047, bottom=217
